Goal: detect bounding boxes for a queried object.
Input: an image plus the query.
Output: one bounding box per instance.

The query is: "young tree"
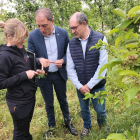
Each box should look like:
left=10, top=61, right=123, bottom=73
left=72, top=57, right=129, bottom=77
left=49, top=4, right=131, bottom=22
left=84, top=5, right=140, bottom=139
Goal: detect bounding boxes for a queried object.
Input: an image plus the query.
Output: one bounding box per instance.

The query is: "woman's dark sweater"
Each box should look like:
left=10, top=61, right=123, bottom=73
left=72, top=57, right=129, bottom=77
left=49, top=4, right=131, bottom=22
left=0, top=44, right=37, bottom=104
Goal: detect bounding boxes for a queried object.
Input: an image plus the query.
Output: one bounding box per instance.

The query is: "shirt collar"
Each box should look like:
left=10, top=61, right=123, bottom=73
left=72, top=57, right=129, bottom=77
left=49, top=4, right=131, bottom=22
left=44, top=25, right=55, bottom=39
left=52, top=25, right=55, bottom=34
left=78, top=27, right=91, bottom=41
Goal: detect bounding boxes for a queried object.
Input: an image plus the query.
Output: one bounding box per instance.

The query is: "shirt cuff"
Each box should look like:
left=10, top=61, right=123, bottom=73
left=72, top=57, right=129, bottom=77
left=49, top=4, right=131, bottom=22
left=36, top=58, right=41, bottom=65
left=76, top=83, right=83, bottom=90
left=87, top=81, right=94, bottom=89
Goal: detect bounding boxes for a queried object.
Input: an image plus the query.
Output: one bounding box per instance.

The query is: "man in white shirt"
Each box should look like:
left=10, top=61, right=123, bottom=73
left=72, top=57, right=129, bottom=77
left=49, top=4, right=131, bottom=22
left=67, top=12, right=108, bottom=139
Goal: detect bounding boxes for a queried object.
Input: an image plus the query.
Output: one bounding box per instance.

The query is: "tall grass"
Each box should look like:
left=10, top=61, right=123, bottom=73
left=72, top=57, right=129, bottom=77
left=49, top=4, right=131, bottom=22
left=0, top=76, right=140, bottom=140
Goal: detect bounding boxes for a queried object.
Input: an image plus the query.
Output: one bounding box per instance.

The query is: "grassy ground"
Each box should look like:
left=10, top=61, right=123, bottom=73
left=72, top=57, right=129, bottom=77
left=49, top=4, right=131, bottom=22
left=0, top=77, right=140, bottom=140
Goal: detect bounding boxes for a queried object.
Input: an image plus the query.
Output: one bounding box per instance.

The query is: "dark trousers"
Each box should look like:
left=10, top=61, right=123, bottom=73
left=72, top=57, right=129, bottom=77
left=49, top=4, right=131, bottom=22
left=6, top=99, right=35, bottom=140
left=40, top=71, right=71, bottom=127
left=77, top=86, right=106, bottom=128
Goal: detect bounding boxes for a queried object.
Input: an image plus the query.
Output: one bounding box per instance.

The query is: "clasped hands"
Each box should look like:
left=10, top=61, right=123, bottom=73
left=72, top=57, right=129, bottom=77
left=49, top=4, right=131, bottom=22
left=80, top=84, right=90, bottom=95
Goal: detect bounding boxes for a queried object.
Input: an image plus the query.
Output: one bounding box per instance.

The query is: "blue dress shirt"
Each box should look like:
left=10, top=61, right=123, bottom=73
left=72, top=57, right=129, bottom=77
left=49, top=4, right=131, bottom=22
left=44, top=26, right=58, bottom=72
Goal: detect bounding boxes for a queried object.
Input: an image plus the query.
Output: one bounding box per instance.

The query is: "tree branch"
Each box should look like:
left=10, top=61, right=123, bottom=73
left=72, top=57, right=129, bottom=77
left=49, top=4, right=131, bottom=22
left=131, top=102, right=140, bottom=105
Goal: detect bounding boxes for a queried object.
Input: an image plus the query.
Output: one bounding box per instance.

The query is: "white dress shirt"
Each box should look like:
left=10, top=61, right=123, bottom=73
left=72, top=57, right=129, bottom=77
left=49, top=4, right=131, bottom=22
left=67, top=35, right=108, bottom=90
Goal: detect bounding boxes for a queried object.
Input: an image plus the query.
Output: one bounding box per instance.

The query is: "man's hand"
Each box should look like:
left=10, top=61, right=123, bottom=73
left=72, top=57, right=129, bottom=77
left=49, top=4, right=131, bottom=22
left=38, top=58, right=50, bottom=68
left=80, top=84, right=90, bottom=95
left=26, top=70, right=38, bottom=79
left=50, top=59, right=64, bottom=68
left=36, top=69, right=45, bottom=75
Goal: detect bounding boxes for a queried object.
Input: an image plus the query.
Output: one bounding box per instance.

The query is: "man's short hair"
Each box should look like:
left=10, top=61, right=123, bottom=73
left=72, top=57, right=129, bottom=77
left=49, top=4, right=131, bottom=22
left=35, top=8, right=53, bottom=21
left=76, top=12, right=88, bottom=25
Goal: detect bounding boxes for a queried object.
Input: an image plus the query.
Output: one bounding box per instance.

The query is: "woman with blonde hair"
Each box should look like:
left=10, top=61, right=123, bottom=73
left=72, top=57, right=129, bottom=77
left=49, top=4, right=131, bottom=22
left=0, top=18, right=37, bottom=140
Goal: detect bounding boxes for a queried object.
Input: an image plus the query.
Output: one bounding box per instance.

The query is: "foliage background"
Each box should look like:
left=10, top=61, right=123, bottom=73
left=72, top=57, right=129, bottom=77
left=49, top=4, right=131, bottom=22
left=1, top=0, right=140, bottom=40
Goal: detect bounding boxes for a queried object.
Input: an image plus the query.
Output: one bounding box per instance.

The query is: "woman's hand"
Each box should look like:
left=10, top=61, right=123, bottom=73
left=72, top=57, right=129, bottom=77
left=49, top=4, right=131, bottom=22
left=26, top=70, right=38, bottom=79
left=36, top=69, right=45, bottom=75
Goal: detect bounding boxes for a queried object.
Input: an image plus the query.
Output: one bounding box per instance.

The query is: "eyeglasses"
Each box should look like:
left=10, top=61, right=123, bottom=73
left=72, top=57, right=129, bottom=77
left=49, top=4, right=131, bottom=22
left=37, top=24, right=48, bottom=28
left=69, top=24, right=80, bottom=31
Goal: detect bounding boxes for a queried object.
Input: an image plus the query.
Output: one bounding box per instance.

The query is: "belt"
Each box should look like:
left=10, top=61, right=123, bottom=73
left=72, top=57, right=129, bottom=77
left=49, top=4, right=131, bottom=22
left=48, top=71, right=58, bottom=74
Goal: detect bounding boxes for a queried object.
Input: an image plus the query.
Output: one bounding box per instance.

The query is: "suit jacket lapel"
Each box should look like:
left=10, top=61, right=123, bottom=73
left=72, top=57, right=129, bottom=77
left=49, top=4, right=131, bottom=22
left=55, top=27, right=61, bottom=59
left=38, top=30, right=48, bottom=58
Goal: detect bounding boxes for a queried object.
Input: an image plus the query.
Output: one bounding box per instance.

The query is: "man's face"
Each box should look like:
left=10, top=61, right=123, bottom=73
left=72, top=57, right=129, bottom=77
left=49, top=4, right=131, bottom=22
left=36, top=16, right=54, bottom=36
left=69, top=17, right=83, bottom=39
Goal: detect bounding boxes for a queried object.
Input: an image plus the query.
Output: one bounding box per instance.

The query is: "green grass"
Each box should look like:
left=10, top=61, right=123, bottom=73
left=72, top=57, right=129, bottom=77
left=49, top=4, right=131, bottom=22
left=0, top=77, right=140, bottom=140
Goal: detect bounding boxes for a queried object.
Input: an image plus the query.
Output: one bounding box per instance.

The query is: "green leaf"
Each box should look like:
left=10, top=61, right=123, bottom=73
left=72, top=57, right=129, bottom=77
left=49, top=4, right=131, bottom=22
left=108, top=58, right=123, bottom=70
left=36, top=74, right=46, bottom=79
left=114, top=101, right=120, bottom=109
left=98, top=39, right=102, bottom=44
left=119, top=70, right=140, bottom=77
left=132, top=33, right=138, bottom=39
left=109, top=28, right=119, bottom=34
left=134, top=16, right=140, bottom=24
left=124, top=130, right=132, bottom=139
left=107, top=133, right=126, bottom=140
left=125, top=28, right=134, bottom=39
left=118, top=75, right=125, bottom=86
left=98, top=64, right=108, bottom=77
left=119, top=20, right=133, bottom=31
left=113, top=8, right=126, bottom=19
left=135, top=129, right=139, bottom=140
left=89, top=45, right=96, bottom=50
left=98, top=58, right=122, bottom=77
left=122, top=39, right=139, bottom=46
left=125, top=44, right=136, bottom=50
left=89, top=39, right=108, bottom=51
left=123, top=50, right=137, bottom=59
left=128, top=6, right=140, bottom=17
left=98, top=76, right=105, bottom=79
left=137, top=42, right=140, bottom=47
left=115, top=36, right=122, bottom=47
left=99, top=98, right=104, bottom=105
left=134, top=10, right=140, bottom=15
left=101, top=91, right=108, bottom=95
left=124, top=87, right=140, bottom=108
left=119, top=50, right=126, bottom=53
left=83, top=92, right=93, bottom=100
left=114, top=69, right=123, bottom=74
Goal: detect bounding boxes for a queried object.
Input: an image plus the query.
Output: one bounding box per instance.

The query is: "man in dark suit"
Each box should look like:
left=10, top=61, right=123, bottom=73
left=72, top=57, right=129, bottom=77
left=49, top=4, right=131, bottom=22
left=27, top=8, right=77, bottom=137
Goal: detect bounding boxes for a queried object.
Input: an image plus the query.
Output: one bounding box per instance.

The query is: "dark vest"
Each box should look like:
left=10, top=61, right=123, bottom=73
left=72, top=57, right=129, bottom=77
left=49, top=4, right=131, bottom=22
left=69, top=28, right=106, bottom=89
